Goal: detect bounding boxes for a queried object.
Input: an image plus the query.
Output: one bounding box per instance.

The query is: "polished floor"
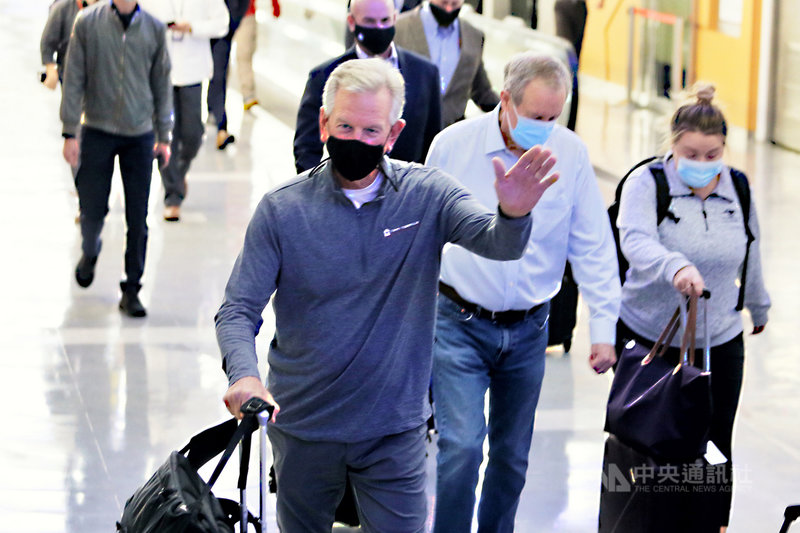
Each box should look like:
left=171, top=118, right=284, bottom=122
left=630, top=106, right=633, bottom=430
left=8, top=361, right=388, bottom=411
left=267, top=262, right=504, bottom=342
left=2, top=1, right=800, bottom=532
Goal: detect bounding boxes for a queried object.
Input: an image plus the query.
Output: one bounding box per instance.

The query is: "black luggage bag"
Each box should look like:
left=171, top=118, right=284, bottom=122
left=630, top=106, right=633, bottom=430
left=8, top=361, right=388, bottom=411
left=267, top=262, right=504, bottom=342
left=117, top=398, right=274, bottom=533
left=547, top=262, right=579, bottom=352
left=599, top=434, right=722, bottom=533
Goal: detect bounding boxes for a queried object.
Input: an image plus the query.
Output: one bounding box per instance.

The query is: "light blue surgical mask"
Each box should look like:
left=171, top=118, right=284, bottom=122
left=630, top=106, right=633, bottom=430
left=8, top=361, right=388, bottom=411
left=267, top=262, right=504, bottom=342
left=676, top=157, right=723, bottom=188
left=508, top=104, right=555, bottom=150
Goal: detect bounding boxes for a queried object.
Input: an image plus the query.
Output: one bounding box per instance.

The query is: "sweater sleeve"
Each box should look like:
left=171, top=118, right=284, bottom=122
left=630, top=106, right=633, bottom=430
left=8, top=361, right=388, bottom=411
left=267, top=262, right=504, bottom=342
left=741, top=197, right=771, bottom=326
left=215, top=195, right=282, bottom=386
left=618, top=168, right=693, bottom=285
left=60, top=10, right=86, bottom=136
left=149, top=23, right=173, bottom=143
left=40, top=2, right=66, bottom=65
left=434, top=170, right=532, bottom=261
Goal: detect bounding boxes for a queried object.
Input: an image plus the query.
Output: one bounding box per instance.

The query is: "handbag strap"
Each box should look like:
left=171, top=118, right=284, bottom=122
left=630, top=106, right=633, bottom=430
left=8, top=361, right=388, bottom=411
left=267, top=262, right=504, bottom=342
left=677, top=290, right=711, bottom=368
left=679, top=294, right=699, bottom=366
left=643, top=308, right=681, bottom=364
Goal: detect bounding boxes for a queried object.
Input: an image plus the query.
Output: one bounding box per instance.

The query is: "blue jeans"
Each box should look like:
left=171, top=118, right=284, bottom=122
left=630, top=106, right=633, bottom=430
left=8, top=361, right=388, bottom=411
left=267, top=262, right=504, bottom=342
left=432, top=294, right=549, bottom=533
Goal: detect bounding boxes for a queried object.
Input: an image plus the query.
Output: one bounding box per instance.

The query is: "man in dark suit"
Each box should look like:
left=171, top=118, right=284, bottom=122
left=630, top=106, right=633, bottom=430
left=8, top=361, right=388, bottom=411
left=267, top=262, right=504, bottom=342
left=293, top=0, right=442, bottom=173
left=395, top=0, right=499, bottom=127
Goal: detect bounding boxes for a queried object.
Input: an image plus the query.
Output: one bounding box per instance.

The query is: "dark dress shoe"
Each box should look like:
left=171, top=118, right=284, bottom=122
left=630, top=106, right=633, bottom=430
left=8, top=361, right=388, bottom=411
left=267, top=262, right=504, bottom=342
left=119, top=291, right=147, bottom=317
left=216, top=130, right=235, bottom=150
left=75, top=254, right=98, bottom=288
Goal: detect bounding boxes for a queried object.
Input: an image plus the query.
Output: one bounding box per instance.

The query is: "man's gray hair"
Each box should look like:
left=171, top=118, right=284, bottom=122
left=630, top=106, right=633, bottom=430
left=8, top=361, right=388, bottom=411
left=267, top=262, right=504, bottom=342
left=323, top=58, right=406, bottom=124
left=503, top=52, right=571, bottom=105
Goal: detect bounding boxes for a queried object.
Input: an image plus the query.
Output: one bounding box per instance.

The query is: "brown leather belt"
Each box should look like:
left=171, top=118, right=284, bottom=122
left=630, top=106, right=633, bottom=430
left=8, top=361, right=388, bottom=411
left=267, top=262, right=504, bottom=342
left=438, top=282, right=545, bottom=325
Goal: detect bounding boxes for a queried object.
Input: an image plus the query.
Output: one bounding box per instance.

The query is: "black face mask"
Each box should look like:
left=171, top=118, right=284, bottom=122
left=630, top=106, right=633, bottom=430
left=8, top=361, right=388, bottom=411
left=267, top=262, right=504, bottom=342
left=326, top=136, right=386, bottom=182
left=429, top=3, right=461, bottom=27
left=354, top=24, right=395, bottom=56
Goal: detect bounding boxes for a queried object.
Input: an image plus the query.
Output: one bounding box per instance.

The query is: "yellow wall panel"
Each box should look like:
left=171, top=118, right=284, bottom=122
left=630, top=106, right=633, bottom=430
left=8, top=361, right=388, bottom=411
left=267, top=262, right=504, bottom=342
left=582, top=0, right=763, bottom=130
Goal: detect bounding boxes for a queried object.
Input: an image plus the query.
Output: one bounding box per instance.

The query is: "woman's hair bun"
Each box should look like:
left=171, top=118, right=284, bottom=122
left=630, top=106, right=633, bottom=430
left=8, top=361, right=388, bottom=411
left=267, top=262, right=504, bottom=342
left=692, top=83, right=716, bottom=106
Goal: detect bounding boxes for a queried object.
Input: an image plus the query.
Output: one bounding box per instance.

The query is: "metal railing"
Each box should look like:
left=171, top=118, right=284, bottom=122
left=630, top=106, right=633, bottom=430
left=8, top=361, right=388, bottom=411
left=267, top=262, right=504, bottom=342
left=626, top=7, right=685, bottom=104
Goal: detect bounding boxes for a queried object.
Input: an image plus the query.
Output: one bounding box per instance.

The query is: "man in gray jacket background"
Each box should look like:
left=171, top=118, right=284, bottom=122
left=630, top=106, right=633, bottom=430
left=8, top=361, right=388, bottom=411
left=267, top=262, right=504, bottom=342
left=61, top=0, right=172, bottom=317
left=40, top=0, right=99, bottom=90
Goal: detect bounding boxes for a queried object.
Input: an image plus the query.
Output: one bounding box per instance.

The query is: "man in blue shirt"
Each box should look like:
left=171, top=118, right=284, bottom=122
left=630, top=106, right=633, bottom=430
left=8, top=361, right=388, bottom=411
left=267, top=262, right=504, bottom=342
left=395, top=0, right=499, bottom=127
left=216, top=58, right=559, bottom=532
left=426, top=52, right=620, bottom=532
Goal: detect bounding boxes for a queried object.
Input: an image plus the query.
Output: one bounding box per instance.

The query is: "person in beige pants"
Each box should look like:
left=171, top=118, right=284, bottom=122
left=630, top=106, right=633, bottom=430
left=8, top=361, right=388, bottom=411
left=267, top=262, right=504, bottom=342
left=234, top=0, right=281, bottom=110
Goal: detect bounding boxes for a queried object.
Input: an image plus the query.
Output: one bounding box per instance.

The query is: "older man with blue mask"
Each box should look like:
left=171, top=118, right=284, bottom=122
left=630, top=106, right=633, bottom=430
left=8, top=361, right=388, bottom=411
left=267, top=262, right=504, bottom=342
left=426, top=52, right=620, bottom=532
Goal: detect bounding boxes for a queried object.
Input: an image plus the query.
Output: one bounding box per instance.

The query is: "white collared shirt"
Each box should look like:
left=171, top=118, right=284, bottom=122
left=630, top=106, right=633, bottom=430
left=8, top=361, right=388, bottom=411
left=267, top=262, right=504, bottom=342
left=355, top=42, right=400, bottom=70
left=426, top=106, right=621, bottom=344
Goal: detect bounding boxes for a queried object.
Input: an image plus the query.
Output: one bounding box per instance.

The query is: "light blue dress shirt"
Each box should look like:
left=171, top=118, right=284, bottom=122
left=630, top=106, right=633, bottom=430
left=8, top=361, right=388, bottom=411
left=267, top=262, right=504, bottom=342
left=426, top=106, right=621, bottom=344
left=420, top=3, right=460, bottom=94
left=355, top=42, right=400, bottom=70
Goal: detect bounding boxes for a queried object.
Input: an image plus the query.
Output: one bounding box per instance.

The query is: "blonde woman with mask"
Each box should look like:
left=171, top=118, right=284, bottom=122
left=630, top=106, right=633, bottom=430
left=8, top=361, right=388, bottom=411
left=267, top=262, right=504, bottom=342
left=615, top=83, right=771, bottom=532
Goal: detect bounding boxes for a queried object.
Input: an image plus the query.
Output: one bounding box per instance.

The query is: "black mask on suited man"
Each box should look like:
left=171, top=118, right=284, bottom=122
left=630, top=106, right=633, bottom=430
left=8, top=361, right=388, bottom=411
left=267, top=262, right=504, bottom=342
left=354, top=24, right=396, bottom=56
left=326, top=136, right=387, bottom=182
left=429, top=3, right=461, bottom=27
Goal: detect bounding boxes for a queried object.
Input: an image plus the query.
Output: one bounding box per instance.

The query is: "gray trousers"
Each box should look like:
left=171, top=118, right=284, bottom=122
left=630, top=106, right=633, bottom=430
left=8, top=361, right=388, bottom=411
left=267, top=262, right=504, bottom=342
left=268, top=424, right=428, bottom=533
left=160, top=84, right=203, bottom=207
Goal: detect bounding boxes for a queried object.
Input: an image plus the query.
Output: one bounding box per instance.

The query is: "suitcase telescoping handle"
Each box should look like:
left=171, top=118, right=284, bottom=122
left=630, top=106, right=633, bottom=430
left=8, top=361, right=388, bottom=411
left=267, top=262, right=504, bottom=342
left=780, top=505, right=800, bottom=533
left=241, top=397, right=275, bottom=418
left=239, top=397, right=274, bottom=533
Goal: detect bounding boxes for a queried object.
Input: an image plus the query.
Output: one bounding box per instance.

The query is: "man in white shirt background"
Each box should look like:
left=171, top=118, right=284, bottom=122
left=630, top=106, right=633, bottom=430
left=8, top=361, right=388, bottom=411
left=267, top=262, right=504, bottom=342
left=139, top=0, right=230, bottom=222
left=425, top=51, right=620, bottom=533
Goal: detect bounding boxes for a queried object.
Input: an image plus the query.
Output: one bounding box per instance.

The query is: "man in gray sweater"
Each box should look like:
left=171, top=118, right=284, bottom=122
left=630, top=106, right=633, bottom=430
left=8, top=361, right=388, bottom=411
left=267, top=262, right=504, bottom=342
left=216, top=58, right=558, bottom=532
left=61, top=0, right=172, bottom=317
left=40, top=0, right=99, bottom=90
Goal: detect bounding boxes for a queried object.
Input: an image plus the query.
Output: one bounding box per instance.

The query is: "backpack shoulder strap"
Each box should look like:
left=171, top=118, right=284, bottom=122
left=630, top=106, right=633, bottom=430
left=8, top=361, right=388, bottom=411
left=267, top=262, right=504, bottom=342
left=729, top=168, right=753, bottom=241
left=614, top=156, right=659, bottom=204
left=728, top=167, right=753, bottom=310
left=646, top=162, right=672, bottom=224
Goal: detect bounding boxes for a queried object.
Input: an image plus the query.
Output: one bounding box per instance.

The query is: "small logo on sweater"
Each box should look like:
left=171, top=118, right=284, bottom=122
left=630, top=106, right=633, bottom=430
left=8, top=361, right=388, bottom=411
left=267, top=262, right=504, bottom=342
left=383, top=220, right=420, bottom=238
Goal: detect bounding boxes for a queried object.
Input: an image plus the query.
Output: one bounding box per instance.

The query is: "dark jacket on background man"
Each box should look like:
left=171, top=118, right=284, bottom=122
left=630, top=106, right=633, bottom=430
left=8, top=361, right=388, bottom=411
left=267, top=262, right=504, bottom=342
left=60, top=2, right=172, bottom=142
left=293, top=47, right=442, bottom=173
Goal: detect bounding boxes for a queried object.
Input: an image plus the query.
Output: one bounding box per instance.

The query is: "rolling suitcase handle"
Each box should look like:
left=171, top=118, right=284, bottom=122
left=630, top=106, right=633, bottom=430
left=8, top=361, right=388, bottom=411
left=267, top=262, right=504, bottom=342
left=780, top=505, right=800, bottom=533
left=239, top=398, right=274, bottom=533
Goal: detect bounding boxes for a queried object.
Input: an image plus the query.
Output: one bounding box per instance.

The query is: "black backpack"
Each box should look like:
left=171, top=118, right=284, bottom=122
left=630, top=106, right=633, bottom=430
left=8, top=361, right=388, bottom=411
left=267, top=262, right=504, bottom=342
left=608, top=157, right=754, bottom=311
